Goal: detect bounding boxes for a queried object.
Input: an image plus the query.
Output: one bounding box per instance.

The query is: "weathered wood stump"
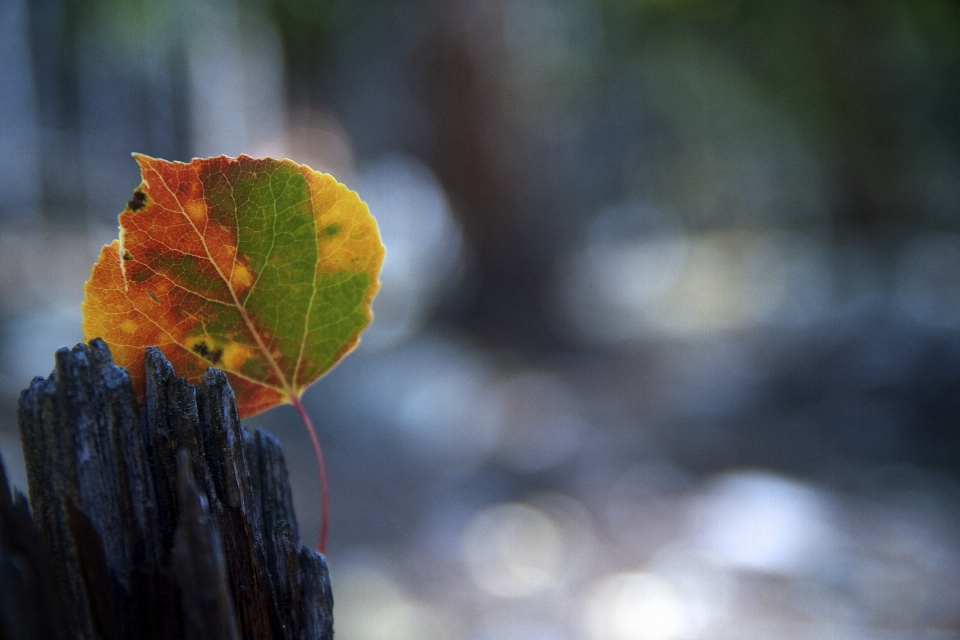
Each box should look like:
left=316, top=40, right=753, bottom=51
left=4, top=338, right=333, bottom=640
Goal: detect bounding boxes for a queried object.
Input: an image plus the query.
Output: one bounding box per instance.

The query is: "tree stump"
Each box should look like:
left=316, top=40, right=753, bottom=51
left=4, top=339, right=333, bottom=640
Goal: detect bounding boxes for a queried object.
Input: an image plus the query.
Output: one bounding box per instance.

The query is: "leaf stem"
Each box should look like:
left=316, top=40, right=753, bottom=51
left=290, top=395, right=329, bottom=555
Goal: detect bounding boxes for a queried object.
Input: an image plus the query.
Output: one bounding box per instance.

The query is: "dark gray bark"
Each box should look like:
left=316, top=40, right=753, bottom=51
left=8, top=339, right=333, bottom=640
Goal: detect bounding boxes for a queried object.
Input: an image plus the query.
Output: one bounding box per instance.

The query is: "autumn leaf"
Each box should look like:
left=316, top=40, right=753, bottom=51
left=82, top=154, right=384, bottom=552
left=83, top=153, right=383, bottom=416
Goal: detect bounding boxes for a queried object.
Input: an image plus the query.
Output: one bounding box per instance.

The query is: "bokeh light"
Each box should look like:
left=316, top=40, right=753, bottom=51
left=332, top=560, right=455, bottom=640
left=462, top=502, right=564, bottom=598
left=585, top=572, right=689, bottom=640
left=691, top=470, right=837, bottom=575
left=353, top=154, right=464, bottom=350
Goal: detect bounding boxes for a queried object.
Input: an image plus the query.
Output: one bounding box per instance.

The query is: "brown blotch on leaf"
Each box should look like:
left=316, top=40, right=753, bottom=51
left=192, top=341, right=222, bottom=365
left=127, top=189, right=147, bottom=211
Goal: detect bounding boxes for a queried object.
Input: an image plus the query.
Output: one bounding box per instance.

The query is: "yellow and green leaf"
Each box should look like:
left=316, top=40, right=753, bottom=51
left=82, top=154, right=384, bottom=417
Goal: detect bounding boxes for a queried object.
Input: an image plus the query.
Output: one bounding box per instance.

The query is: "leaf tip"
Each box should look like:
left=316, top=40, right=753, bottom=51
left=131, top=152, right=166, bottom=179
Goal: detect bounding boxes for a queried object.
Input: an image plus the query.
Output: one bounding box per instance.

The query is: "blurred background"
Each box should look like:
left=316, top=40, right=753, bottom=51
left=2, top=0, right=960, bottom=637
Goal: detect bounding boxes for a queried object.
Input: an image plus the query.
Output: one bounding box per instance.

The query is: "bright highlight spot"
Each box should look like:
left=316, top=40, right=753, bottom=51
left=334, top=564, right=453, bottom=640
left=462, top=503, right=563, bottom=598
left=693, top=470, right=835, bottom=574
left=557, top=218, right=835, bottom=343
left=585, top=572, right=688, bottom=640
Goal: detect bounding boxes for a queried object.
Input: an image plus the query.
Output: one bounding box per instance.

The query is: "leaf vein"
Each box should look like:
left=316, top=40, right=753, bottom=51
left=150, top=162, right=293, bottom=396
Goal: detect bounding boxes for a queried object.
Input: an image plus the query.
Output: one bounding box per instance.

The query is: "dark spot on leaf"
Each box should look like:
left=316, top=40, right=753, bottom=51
left=322, top=223, right=340, bottom=237
left=127, top=190, right=147, bottom=211
left=147, top=290, right=160, bottom=304
left=122, top=252, right=133, bottom=261
left=192, top=341, right=222, bottom=365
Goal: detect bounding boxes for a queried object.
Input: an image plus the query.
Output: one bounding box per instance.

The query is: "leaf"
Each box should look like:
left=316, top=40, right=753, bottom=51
left=82, top=154, right=384, bottom=417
